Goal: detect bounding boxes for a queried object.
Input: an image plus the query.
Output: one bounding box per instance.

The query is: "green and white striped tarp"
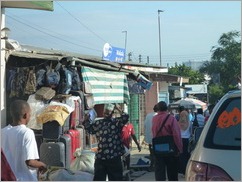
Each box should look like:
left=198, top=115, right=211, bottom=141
left=81, top=66, right=130, bottom=105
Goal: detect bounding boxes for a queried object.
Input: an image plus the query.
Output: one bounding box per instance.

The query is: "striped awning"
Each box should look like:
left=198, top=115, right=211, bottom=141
left=1, top=1, right=54, bottom=11
left=81, top=66, right=130, bottom=105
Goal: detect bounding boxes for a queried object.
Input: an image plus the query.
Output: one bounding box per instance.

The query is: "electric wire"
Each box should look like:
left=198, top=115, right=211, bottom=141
left=6, top=15, right=101, bottom=53
left=56, top=1, right=107, bottom=44
left=7, top=12, right=100, bottom=50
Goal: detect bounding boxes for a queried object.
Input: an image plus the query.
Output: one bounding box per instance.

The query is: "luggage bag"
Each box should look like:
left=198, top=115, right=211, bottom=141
left=69, top=90, right=85, bottom=125
left=76, top=126, right=86, bottom=150
left=65, top=129, right=80, bottom=161
left=42, top=120, right=62, bottom=140
left=59, top=134, right=72, bottom=169
left=70, top=100, right=80, bottom=128
left=40, top=142, right=66, bottom=167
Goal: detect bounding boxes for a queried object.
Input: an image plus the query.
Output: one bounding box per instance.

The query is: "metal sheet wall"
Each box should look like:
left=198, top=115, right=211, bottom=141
left=128, top=94, right=140, bottom=141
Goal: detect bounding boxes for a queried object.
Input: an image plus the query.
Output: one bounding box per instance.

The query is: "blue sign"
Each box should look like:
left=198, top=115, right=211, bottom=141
left=102, top=43, right=125, bottom=62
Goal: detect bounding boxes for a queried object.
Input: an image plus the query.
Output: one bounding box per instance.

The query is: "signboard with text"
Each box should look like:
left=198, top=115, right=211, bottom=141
left=102, top=43, right=125, bottom=62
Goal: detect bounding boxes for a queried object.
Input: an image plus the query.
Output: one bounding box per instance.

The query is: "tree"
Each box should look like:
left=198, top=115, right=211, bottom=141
left=200, top=30, right=241, bottom=103
left=207, top=85, right=224, bottom=104
left=168, top=63, right=205, bottom=84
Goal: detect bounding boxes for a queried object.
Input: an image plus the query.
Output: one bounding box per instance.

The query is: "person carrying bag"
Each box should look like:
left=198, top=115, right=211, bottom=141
left=152, top=101, right=183, bottom=181
left=152, top=114, right=177, bottom=156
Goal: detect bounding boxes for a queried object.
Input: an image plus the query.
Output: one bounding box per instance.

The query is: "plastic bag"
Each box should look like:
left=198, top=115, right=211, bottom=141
left=39, top=167, right=94, bottom=181
left=36, top=105, right=70, bottom=126
left=27, top=94, right=46, bottom=130
left=70, top=148, right=95, bottom=174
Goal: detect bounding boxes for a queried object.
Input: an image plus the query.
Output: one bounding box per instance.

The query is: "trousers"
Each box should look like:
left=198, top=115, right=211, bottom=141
left=93, top=156, right=123, bottom=181
left=179, top=138, right=190, bottom=174
left=154, top=155, right=179, bottom=181
left=148, top=144, right=155, bottom=168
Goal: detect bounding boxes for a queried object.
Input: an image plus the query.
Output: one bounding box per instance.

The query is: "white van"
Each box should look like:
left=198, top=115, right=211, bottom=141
left=185, top=90, right=241, bottom=181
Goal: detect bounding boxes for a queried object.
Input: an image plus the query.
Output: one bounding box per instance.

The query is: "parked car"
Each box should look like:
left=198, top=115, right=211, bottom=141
left=185, top=90, right=241, bottom=181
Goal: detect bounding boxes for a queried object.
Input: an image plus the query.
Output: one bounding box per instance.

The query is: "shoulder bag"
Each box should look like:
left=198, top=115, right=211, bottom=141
left=152, top=114, right=178, bottom=156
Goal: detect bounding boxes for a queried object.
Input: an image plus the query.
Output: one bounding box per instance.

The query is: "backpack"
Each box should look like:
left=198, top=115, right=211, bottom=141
left=36, top=68, right=46, bottom=89
left=24, top=67, right=37, bottom=95
left=68, top=67, right=82, bottom=91
left=9, top=67, right=29, bottom=98
left=45, top=62, right=61, bottom=88
left=6, top=68, right=17, bottom=93
left=193, top=113, right=199, bottom=128
left=57, top=66, right=72, bottom=94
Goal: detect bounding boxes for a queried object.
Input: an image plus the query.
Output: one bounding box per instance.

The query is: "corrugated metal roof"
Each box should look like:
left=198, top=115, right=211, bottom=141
left=8, top=51, right=63, bottom=61
left=7, top=43, right=188, bottom=84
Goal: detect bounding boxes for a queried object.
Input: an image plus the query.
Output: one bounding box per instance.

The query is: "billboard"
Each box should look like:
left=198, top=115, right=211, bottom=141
left=185, top=84, right=207, bottom=94
left=102, top=43, right=125, bottom=62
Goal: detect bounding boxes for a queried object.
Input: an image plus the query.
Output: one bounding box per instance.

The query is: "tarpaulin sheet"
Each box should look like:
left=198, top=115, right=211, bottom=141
left=81, top=66, right=130, bottom=104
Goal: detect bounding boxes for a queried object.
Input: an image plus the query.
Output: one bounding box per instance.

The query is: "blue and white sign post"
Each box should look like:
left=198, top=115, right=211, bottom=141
left=102, top=43, right=125, bottom=62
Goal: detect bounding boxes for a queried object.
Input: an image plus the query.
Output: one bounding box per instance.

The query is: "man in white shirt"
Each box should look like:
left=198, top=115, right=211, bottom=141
left=144, top=104, right=158, bottom=171
left=1, top=100, right=47, bottom=181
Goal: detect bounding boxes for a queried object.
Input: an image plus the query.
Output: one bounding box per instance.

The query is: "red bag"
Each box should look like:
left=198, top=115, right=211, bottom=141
left=1, top=149, right=17, bottom=181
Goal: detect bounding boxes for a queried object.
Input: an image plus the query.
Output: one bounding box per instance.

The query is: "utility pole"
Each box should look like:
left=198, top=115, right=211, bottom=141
left=139, top=55, right=142, bottom=63
left=122, top=31, right=127, bottom=61
left=158, top=10, right=164, bottom=66
left=128, top=52, right=132, bottom=61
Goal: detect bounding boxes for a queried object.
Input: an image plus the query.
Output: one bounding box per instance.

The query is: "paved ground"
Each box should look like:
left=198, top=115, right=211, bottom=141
left=129, top=141, right=185, bottom=181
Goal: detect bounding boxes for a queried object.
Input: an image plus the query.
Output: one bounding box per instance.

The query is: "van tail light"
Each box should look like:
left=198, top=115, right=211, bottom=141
left=186, top=161, right=233, bottom=181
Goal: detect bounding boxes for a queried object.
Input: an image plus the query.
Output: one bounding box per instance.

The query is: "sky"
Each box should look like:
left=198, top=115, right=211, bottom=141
left=4, top=1, right=241, bottom=67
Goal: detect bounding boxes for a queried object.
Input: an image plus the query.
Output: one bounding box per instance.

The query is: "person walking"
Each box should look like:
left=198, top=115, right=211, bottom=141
left=152, top=101, right=183, bottom=181
left=177, top=106, right=192, bottom=176
left=121, top=121, right=141, bottom=169
left=196, top=108, right=205, bottom=127
left=144, top=103, right=158, bottom=171
left=83, top=103, right=129, bottom=181
left=1, top=100, right=47, bottom=181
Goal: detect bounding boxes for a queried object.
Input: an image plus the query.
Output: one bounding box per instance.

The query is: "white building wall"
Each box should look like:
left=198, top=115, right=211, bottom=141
left=158, top=81, right=169, bottom=104
left=1, top=8, right=6, bottom=128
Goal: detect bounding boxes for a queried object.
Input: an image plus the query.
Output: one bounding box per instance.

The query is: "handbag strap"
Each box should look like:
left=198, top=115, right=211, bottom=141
left=155, top=114, right=170, bottom=138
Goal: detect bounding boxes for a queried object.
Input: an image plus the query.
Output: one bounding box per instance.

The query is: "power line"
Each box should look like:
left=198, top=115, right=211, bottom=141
left=7, top=12, right=100, bottom=49
left=56, top=1, right=107, bottom=44
left=7, top=21, right=93, bottom=54
left=6, top=15, right=101, bottom=53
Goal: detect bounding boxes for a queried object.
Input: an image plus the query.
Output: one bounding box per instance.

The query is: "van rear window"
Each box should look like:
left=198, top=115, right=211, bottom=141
left=205, top=97, right=241, bottom=150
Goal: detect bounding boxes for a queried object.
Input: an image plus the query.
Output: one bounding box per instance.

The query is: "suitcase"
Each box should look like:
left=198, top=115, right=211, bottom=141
left=65, top=129, right=80, bottom=161
left=63, top=115, right=70, bottom=133
left=69, top=91, right=85, bottom=125
left=40, top=142, right=65, bottom=167
left=33, top=130, right=43, bottom=155
left=76, top=126, right=86, bottom=150
left=70, top=100, right=79, bottom=129
left=59, top=134, right=72, bottom=169
left=42, top=120, right=62, bottom=140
